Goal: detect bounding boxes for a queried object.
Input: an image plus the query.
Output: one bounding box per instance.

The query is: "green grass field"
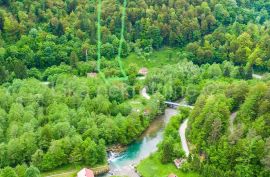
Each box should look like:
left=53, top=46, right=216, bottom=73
left=41, top=165, right=79, bottom=177
left=136, top=153, right=200, bottom=177
left=41, top=164, right=109, bottom=177
left=123, top=47, right=182, bottom=70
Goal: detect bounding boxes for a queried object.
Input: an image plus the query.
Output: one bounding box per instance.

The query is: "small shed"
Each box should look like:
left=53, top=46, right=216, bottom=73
left=138, top=67, right=148, bottom=76
left=87, top=72, right=97, bottom=78
left=77, top=168, right=94, bottom=177
left=168, top=174, right=178, bottom=177
left=174, top=158, right=186, bottom=169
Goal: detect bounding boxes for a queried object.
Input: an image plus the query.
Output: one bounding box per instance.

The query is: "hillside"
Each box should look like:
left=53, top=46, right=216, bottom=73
left=0, top=0, right=270, bottom=177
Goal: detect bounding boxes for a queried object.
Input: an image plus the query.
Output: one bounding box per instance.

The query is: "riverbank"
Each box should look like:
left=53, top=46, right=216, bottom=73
left=136, top=105, right=194, bottom=177
left=137, top=153, right=200, bottom=177
left=106, top=108, right=178, bottom=176
left=107, top=144, right=127, bottom=154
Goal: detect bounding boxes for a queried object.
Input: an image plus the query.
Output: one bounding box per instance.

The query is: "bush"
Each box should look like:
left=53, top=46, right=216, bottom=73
left=25, top=166, right=40, bottom=177
left=0, top=166, right=18, bottom=177
left=181, top=162, right=192, bottom=173
left=27, top=68, right=41, bottom=80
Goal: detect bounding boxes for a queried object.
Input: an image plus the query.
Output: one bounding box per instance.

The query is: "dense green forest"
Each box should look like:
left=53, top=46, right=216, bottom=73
left=0, top=0, right=270, bottom=82
left=138, top=60, right=270, bottom=177
left=186, top=80, right=270, bottom=177
left=0, top=75, right=166, bottom=175
left=0, top=0, right=270, bottom=177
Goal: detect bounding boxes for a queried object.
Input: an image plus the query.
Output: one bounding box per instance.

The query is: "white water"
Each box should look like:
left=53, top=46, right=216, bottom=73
left=103, top=87, right=192, bottom=176
left=105, top=108, right=178, bottom=176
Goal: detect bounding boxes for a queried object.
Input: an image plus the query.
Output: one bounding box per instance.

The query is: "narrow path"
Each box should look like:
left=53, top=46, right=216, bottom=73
left=45, top=170, right=76, bottom=177
left=141, top=87, right=150, bottom=99
left=179, top=119, right=189, bottom=157
left=178, top=100, right=194, bottom=158
left=179, top=112, right=238, bottom=158
left=252, top=74, right=263, bottom=79
left=109, top=166, right=139, bottom=177
left=229, top=112, right=237, bottom=133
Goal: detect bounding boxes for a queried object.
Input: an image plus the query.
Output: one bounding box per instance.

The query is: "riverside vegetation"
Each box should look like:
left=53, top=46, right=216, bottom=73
left=0, top=0, right=270, bottom=177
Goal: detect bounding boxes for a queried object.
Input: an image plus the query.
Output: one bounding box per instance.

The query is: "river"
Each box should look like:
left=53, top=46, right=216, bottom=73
left=103, top=108, right=178, bottom=176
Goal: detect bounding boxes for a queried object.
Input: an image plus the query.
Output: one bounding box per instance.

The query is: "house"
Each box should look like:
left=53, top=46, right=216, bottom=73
left=87, top=72, right=97, bottom=78
left=143, top=108, right=151, bottom=116
left=77, top=168, right=94, bottom=177
left=138, top=67, right=148, bottom=76
left=174, top=158, right=186, bottom=169
left=168, top=174, right=178, bottom=177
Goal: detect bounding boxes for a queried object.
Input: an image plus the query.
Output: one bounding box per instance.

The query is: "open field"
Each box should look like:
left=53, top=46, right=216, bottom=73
left=136, top=153, right=200, bottom=177
left=41, top=164, right=109, bottom=177
left=123, top=48, right=182, bottom=69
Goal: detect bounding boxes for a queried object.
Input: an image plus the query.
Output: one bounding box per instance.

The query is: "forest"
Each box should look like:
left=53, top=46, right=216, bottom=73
left=1, top=0, right=270, bottom=82
left=186, top=79, right=270, bottom=177
left=0, top=0, right=270, bottom=177
left=138, top=60, right=270, bottom=177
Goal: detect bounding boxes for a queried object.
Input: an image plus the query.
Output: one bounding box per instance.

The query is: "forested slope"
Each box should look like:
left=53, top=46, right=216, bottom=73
left=1, top=0, right=270, bottom=83
left=138, top=60, right=270, bottom=177
left=0, top=0, right=270, bottom=176
left=187, top=81, right=270, bottom=176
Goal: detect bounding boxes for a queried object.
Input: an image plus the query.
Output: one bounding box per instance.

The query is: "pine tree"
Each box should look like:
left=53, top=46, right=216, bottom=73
left=70, top=51, right=79, bottom=68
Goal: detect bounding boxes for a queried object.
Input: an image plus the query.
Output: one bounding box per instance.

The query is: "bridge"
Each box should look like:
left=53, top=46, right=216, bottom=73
left=165, top=101, right=194, bottom=109
left=165, top=101, right=180, bottom=107
left=140, top=87, right=193, bottom=109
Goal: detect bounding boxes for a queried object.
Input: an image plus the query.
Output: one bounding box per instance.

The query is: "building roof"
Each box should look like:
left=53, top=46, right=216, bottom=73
left=77, top=168, right=94, bottom=177
left=174, top=158, right=186, bottom=169
left=87, top=72, right=97, bottom=78
left=138, top=67, right=148, bottom=76
left=168, top=173, right=178, bottom=177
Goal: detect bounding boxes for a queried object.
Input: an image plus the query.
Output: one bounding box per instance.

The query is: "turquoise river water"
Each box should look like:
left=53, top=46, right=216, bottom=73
left=105, top=108, right=178, bottom=176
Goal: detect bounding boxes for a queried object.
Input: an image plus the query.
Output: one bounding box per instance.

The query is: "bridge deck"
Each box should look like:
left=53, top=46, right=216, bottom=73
left=165, top=101, right=180, bottom=106
left=165, top=101, right=194, bottom=109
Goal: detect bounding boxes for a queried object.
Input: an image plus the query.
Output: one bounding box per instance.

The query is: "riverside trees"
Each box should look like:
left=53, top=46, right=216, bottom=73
left=1, top=0, right=270, bottom=176
left=140, top=60, right=270, bottom=177
left=0, top=75, right=166, bottom=174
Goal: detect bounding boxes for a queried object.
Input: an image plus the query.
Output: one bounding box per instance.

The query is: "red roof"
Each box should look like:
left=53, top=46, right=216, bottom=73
left=77, top=168, right=94, bottom=177
left=85, top=169, right=94, bottom=177
left=87, top=72, right=97, bottom=78
left=168, top=174, right=178, bottom=177
left=138, top=67, right=148, bottom=76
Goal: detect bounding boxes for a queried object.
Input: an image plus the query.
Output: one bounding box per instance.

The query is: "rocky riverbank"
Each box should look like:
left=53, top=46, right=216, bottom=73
left=107, top=144, right=127, bottom=154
